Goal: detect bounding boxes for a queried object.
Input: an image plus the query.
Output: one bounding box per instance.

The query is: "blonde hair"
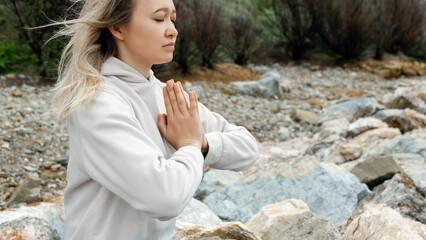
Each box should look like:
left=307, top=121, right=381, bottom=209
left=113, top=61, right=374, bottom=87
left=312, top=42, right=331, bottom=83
left=37, top=0, right=136, bottom=121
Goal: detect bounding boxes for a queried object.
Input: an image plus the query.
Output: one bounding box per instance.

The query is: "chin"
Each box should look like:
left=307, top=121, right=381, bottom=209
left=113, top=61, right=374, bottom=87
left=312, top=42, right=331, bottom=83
left=157, top=56, right=174, bottom=65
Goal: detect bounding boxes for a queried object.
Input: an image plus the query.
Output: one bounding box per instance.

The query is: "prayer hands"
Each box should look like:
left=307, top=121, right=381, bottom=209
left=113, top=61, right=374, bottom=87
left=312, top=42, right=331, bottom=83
left=158, top=80, right=208, bottom=153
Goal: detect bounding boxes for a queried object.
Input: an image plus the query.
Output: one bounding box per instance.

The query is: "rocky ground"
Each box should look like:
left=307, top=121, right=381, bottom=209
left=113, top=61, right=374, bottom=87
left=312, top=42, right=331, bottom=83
left=0, top=59, right=425, bottom=239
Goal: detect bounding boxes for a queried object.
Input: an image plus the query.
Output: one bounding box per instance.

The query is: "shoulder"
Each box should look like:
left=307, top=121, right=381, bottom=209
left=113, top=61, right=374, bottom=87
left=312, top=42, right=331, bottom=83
left=71, top=83, right=135, bottom=128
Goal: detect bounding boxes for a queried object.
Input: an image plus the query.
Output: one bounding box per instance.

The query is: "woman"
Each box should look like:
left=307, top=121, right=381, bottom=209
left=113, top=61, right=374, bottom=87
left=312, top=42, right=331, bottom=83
left=49, top=0, right=258, bottom=239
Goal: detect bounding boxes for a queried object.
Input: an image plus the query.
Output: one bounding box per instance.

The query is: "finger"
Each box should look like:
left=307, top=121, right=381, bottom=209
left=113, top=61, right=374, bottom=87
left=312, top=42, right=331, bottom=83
left=167, top=80, right=180, bottom=116
left=163, top=86, right=174, bottom=117
left=175, top=81, right=189, bottom=114
left=178, top=81, right=190, bottom=107
left=157, top=114, right=167, bottom=136
left=189, top=90, right=199, bottom=115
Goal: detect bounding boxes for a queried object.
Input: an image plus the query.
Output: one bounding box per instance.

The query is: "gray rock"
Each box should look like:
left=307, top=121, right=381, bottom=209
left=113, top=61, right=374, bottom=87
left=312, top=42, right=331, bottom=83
left=229, top=71, right=282, bottom=98
left=319, top=118, right=350, bottom=139
left=203, top=157, right=370, bottom=225
left=194, top=170, right=244, bottom=200
left=350, top=155, right=404, bottom=189
left=347, top=117, right=389, bottom=137
left=318, top=98, right=384, bottom=124
left=258, top=71, right=282, bottom=98
left=7, top=172, right=41, bottom=206
left=342, top=203, right=426, bottom=240
left=292, top=109, right=318, bottom=125
left=358, top=174, right=426, bottom=224
left=392, top=153, right=426, bottom=192
left=0, top=217, right=61, bottom=240
left=262, top=212, right=342, bottom=240
left=0, top=193, right=64, bottom=239
left=278, top=127, right=291, bottom=140
left=177, top=198, right=222, bottom=224
left=384, top=82, right=426, bottom=114
left=230, top=81, right=267, bottom=97
left=362, top=128, right=426, bottom=161
left=372, top=109, right=426, bottom=133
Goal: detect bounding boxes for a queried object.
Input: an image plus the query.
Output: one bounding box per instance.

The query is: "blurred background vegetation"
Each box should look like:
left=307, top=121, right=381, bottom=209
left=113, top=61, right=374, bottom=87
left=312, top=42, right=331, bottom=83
left=0, top=0, right=425, bottom=79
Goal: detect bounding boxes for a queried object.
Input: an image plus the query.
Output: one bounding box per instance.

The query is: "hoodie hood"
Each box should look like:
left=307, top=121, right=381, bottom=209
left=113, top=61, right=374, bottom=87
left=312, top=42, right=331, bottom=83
left=101, top=56, right=154, bottom=83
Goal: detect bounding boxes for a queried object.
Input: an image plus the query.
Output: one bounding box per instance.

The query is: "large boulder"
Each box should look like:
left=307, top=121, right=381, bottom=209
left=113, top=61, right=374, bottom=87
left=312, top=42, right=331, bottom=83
left=361, top=129, right=426, bottom=162
left=347, top=117, right=389, bottom=137
left=348, top=128, right=401, bottom=148
left=358, top=174, right=426, bottom=224
left=261, top=211, right=341, bottom=240
left=172, top=221, right=260, bottom=240
left=177, top=198, right=222, bottom=225
left=6, top=172, right=41, bottom=207
left=391, top=153, right=426, bottom=192
left=247, top=199, right=310, bottom=236
left=292, top=109, right=319, bottom=125
left=384, top=82, right=426, bottom=114
left=202, top=156, right=370, bottom=226
left=318, top=98, right=384, bottom=124
left=372, top=109, right=426, bottom=133
left=319, top=118, right=350, bottom=139
left=0, top=193, right=64, bottom=240
left=246, top=199, right=341, bottom=240
left=229, top=71, right=283, bottom=98
left=194, top=169, right=243, bottom=200
left=342, top=203, right=426, bottom=240
left=350, top=155, right=404, bottom=189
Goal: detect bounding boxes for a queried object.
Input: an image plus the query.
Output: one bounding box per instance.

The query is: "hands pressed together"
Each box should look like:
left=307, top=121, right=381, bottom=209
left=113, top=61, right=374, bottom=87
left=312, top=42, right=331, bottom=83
left=158, top=80, right=209, bottom=154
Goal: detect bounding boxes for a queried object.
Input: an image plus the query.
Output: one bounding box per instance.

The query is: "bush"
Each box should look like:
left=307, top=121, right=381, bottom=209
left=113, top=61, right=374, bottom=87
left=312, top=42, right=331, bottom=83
left=308, top=0, right=373, bottom=61
left=370, top=0, right=426, bottom=59
left=173, top=0, right=229, bottom=72
left=0, top=39, right=38, bottom=73
left=270, top=0, right=317, bottom=60
left=0, top=0, right=68, bottom=76
left=173, top=0, right=201, bottom=74
left=223, top=0, right=259, bottom=65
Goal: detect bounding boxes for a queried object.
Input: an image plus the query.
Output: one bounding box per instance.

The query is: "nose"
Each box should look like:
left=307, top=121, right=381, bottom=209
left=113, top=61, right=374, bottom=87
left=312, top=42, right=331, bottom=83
left=166, top=21, right=178, bottom=39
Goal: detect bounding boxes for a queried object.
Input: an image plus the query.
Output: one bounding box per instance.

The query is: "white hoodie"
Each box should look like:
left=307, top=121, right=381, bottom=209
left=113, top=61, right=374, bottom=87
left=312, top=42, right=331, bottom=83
left=63, top=56, right=258, bottom=240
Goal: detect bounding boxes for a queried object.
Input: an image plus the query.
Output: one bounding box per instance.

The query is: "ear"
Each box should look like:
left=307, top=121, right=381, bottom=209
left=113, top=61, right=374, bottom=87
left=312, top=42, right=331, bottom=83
left=108, top=25, right=126, bottom=41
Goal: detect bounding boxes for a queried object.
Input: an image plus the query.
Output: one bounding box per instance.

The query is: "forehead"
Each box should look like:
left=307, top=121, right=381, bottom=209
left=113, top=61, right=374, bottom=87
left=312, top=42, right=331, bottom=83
left=136, top=0, right=176, bottom=13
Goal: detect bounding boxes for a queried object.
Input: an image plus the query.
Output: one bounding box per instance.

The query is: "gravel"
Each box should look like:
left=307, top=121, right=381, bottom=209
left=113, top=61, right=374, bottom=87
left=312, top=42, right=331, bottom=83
left=1, top=63, right=424, bottom=209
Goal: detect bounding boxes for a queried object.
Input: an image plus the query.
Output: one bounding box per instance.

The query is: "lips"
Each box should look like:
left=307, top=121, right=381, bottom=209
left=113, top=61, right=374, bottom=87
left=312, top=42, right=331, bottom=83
left=163, top=42, right=175, bottom=47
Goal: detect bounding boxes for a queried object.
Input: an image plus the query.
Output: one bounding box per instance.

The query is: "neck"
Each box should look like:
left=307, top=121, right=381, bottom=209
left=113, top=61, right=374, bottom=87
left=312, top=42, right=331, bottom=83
left=116, top=52, right=151, bottom=80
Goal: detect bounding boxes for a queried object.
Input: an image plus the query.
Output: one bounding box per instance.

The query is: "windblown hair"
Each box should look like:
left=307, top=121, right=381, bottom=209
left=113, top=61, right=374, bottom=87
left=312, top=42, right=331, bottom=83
left=39, top=0, right=136, bottom=121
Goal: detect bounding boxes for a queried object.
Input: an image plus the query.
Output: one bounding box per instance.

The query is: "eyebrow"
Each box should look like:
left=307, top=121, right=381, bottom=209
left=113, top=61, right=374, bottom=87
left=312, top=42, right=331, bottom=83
left=154, top=8, right=176, bottom=14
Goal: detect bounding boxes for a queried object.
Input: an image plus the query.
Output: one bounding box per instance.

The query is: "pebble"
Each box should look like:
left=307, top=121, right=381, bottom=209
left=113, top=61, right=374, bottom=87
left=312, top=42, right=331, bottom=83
left=0, top=64, right=424, bottom=209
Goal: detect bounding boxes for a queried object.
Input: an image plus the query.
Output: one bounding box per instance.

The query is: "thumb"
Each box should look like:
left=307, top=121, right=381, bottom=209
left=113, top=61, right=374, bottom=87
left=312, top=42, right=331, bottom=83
left=157, top=114, right=167, bottom=136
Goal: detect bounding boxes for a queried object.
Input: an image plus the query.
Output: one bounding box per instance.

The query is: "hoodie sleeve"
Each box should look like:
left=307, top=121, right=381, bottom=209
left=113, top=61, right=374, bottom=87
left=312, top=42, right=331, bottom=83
left=71, top=89, right=204, bottom=221
left=198, top=102, right=258, bottom=171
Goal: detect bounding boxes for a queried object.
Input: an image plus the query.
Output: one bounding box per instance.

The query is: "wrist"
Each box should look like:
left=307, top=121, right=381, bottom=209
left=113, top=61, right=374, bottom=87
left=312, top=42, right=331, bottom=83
left=201, top=141, right=209, bottom=155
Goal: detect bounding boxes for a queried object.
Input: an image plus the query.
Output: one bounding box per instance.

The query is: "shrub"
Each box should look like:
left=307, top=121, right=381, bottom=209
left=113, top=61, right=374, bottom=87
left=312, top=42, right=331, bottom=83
left=0, top=39, right=38, bottom=73
left=270, top=0, right=317, bottom=60
left=371, top=0, right=426, bottom=59
left=173, top=0, right=229, bottom=72
left=308, top=0, right=373, bottom=61
left=223, top=1, right=259, bottom=65
left=0, top=0, right=68, bottom=76
left=173, top=0, right=201, bottom=74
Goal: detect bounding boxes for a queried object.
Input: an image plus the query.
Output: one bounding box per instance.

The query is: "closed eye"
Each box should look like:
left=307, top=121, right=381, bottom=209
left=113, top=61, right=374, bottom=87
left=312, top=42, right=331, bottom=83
left=155, top=19, right=176, bottom=24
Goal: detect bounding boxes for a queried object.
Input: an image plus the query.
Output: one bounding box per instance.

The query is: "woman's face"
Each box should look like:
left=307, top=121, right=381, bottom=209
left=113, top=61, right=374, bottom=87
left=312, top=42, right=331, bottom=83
left=113, top=0, right=178, bottom=69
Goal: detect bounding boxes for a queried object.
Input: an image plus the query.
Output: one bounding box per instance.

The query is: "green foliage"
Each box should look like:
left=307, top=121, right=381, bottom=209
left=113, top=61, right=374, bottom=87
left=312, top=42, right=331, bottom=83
left=407, top=39, right=426, bottom=60
left=0, top=39, right=38, bottom=73
left=222, top=1, right=259, bottom=65
left=271, top=0, right=317, bottom=60
left=0, top=0, right=67, bottom=76
left=1, top=0, right=425, bottom=77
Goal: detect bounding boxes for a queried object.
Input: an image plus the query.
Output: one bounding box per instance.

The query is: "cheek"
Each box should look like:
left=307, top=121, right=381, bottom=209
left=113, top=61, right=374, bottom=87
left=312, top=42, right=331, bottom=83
left=128, top=23, right=161, bottom=49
